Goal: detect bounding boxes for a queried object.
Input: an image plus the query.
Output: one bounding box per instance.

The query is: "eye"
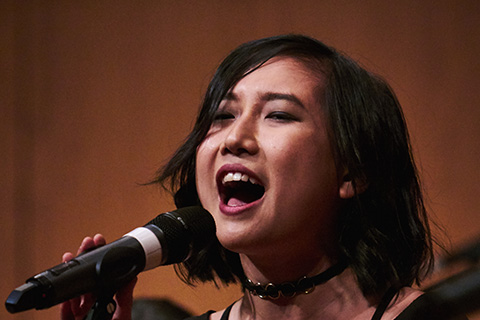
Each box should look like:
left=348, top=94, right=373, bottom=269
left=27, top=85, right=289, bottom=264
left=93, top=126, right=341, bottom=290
left=266, top=111, right=298, bottom=122
left=213, top=111, right=235, bottom=122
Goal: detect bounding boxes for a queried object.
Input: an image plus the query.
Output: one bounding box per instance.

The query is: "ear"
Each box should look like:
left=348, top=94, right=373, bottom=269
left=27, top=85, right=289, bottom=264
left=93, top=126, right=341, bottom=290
left=339, top=174, right=368, bottom=199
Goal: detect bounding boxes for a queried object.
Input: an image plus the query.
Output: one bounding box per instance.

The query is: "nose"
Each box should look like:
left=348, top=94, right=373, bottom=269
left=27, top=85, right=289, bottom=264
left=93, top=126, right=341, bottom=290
left=221, top=116, right=259, bottom=156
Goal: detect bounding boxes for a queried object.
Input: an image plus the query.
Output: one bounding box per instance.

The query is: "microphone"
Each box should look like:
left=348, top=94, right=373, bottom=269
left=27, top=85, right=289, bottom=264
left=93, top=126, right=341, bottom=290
left=395, top=265, right=480, bottom=319
left=440, top=237, right=480, bottom=268
left=5, top=206, right=215, bottom=314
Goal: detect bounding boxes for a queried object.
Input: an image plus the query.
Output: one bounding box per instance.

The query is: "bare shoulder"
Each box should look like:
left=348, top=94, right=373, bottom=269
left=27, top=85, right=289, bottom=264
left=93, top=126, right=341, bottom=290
left=209, top=310, right=225, bottom=320
left=209, top=300, right=240, bottom=320
left=382, top=287, right=423, bottom=319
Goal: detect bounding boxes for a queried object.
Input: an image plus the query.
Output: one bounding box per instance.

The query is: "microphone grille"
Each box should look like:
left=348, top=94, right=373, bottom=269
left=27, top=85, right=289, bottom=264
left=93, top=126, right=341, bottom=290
left=146, top=206, right=215, bottom=265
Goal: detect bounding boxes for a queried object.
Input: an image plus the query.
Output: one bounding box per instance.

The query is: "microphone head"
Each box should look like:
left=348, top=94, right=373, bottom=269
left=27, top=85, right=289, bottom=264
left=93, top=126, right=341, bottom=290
left=146, top=206, right=216, bottom=265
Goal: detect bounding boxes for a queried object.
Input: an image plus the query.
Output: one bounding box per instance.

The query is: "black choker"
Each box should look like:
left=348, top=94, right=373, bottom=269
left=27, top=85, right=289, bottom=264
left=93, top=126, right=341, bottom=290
left=242, top=260, right=348, bottom=299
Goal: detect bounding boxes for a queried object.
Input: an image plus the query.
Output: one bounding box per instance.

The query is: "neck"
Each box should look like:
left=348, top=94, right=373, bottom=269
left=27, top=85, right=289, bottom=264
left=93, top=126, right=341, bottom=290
left=235, top=267, right=376, bottom=320
left=232, top=245, right=376, bottom=319
left=239, top=248, right=335, bottom=284
left=242, top=260, right=348, bottom=300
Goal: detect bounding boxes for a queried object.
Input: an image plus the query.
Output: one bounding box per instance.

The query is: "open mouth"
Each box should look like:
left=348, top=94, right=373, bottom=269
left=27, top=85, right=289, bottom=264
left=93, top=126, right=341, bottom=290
left=219, top=172, right=265, bottom=207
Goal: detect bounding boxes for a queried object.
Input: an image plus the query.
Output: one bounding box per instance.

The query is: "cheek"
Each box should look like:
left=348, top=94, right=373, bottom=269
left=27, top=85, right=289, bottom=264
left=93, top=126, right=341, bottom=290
left=196, top=136, right=217, bottom=173
left=195, top=138, right=219, bottom=201
left=264, top=130, right=322, bottom=167
left=268, top=133, right=337, bottom=192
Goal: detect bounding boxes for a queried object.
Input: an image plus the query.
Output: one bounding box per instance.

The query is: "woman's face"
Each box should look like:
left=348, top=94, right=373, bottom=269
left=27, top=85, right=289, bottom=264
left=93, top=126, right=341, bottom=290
left=195, top=57, right=342, bottom=257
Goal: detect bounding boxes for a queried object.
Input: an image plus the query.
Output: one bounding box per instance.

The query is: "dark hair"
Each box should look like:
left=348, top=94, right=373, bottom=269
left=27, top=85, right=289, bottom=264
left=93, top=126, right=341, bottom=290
left=152, top=34, right=434, bottom=297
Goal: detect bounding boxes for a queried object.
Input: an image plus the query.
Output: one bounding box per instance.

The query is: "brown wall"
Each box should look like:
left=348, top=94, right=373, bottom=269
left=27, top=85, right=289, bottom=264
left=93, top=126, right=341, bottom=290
left=2, top=1, right=479, bottom=319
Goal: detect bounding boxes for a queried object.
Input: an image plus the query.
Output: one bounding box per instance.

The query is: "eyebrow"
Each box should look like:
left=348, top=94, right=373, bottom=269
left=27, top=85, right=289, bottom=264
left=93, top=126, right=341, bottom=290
left=263, top=92, right=305, bottom=109
left=222, top=91, right=305, bottom=109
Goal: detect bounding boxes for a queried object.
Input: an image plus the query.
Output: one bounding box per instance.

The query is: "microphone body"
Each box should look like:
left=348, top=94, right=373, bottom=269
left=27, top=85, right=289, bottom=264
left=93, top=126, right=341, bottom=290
left=5, top=206, right=215, bottom=313
left=396, top=265, right=480, bottom=319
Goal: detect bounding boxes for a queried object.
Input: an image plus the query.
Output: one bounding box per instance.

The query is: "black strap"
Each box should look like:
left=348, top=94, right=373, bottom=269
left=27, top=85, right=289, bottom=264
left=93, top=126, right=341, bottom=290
left=371, top=287, right=398, bottom=320
left=220, top=303, right=234, bottom=320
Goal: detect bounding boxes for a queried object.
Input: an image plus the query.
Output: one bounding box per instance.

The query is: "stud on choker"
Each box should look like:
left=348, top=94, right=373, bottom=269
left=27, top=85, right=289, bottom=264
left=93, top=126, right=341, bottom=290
left=242, top=260, right=348, bottom=300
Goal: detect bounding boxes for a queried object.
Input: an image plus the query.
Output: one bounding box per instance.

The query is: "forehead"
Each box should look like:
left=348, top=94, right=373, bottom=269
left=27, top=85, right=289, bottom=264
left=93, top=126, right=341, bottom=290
left=229, top=56, right=326, bottom=99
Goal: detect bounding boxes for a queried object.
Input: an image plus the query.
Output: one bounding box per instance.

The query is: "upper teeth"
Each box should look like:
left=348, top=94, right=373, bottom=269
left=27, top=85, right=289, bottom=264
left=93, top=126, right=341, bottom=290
left=223, top=172, right=258, bottom=185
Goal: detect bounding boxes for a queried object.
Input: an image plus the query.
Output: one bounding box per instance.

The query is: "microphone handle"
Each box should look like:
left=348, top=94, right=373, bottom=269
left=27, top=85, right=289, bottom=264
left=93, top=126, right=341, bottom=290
left=6, top=235, right=145, bottom=313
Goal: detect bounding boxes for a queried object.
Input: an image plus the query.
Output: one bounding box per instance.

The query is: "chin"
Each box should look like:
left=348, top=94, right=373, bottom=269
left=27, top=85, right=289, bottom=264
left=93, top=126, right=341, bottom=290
left=216, top=231, right=257, bottom=253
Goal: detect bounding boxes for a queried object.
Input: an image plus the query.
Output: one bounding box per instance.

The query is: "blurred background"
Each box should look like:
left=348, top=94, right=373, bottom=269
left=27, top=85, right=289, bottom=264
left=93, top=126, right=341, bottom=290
left=1, top=1, right=479, bottom=319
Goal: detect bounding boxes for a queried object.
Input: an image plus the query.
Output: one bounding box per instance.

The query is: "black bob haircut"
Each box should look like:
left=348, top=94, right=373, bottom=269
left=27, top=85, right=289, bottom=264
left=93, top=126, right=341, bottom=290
left=152, top=34, right=434, bottom=298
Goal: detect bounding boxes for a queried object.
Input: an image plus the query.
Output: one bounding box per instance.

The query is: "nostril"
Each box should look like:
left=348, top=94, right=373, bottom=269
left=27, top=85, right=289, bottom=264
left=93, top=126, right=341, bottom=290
left=222, top=129, right=259, bottom=156
left=222, top=144, right=251, bottom=156
left=217, top=116, right=258, bottom=156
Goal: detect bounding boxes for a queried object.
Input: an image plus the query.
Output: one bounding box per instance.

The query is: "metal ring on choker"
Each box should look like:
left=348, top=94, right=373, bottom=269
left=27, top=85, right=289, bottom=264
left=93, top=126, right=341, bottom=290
left=242, top=260, right=348, bottom=300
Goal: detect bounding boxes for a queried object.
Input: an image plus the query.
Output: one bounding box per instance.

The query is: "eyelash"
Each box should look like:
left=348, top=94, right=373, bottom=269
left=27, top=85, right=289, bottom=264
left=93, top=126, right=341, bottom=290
left=212, top=111, right=298, bottom=123
left=213, top=112, right=234, bottom=121
left=266, top=111, right=297, bottom=122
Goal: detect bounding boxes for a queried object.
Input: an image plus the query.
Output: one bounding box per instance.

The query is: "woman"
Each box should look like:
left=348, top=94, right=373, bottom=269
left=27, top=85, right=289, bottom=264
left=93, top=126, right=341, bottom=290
left=62, top=35, right=434, bottom=320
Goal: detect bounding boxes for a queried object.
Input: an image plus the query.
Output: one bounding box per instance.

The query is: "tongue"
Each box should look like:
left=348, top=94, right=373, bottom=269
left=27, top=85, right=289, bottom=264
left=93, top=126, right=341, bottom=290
left=223, top=182, right=265, bottom=207
left=226, top=188, right=258, bottom=207
left=227, top=197, right=248, bottom=207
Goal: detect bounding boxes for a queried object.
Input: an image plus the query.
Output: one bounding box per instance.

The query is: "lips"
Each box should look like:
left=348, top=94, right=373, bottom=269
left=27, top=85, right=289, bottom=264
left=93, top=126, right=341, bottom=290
left=216, top=165, right=265, bottom=213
